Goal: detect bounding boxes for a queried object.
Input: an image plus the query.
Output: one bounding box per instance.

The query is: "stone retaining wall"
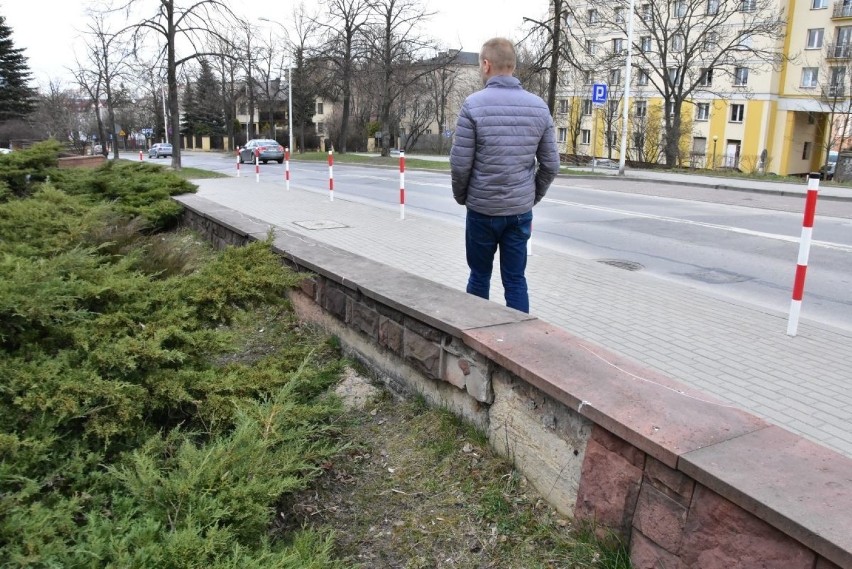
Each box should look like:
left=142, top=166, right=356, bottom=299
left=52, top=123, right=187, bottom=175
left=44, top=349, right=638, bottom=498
left=176, top=194, right=852, bottom=569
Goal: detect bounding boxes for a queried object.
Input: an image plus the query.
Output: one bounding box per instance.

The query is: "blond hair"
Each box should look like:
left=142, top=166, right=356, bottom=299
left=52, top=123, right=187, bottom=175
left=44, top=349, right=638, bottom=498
left=480, top=38, right=516, bottom=74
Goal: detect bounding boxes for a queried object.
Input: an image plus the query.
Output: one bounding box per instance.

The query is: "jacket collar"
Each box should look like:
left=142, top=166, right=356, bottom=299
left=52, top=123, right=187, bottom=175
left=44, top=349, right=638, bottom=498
left=485, top=75, right=521, bottom=88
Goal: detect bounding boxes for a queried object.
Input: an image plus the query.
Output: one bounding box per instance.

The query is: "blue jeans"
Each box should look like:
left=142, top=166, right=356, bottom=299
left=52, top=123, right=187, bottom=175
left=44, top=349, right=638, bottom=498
left=465, top=208, right=533, bottom=313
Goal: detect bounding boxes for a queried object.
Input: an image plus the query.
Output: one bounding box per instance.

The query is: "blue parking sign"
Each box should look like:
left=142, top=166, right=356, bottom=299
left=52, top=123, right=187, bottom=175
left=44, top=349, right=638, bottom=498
left=592, top=83, right=608, bottom=105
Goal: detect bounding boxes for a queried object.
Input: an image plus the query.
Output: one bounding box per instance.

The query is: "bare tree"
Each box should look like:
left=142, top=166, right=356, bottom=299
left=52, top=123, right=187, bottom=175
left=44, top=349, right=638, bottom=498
left=33, top=80, right=91, bottom=155
left=581, top=0, right=787, bottom=167
left=315, top=0, right=371, bottom=153
left=802, top=43, right=852, bottom=175
left=521, top=0, right=577, bottom=114
left=291, top=2, right=323, bottom=153
left=113, top=0, right=240, bottom=169
left=363, top=0, right=438, bottom=156
left=73, top=13, right=133, bottom=159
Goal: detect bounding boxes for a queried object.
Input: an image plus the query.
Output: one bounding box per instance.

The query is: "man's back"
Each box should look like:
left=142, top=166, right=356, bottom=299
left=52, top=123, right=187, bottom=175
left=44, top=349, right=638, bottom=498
left=451, top=75, right=559, bottom=217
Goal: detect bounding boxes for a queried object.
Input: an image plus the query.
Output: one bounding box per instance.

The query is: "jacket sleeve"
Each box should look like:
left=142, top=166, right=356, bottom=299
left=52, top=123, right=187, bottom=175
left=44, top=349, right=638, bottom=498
left=534, top=118, right=560, bottom=204
left=450, top=103, right=475, bottom=205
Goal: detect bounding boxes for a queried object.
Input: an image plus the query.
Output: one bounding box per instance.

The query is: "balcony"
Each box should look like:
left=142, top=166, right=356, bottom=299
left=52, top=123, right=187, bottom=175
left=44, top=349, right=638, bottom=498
left=831, top=2, right=852, bottom=18
left=825, top=42, right=852, bottom=58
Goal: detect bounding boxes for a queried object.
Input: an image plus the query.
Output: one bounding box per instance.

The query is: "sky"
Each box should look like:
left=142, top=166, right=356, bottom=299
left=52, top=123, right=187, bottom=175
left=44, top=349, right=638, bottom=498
left=1, top=0, right=549, bottom=88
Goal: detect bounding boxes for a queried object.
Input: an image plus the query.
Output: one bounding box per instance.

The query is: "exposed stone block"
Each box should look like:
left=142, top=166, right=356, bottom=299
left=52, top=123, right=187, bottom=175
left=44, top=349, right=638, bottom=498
left=679, top=484, right=816, bottom=569
left=630, top=528, right=686, bottom=569
left=441, top=351, right=468, bottom=390
left=322, top=284, right=347, bottom=320
left=644, top=456, right=694, bottom=507
left=378, top=316, right=403, bottom=355
left=633, top=482, right=688, bottom=553
left=488, top=369, right=591, bottom=516
left=403, top=328, right=441, bottom=379
left=350, top=301, right=379, bottom=339
left=576, top=427, right=644, bottom=537
left=591, top=424, right=646, bottom=469
left=298, top=275, right=317, bottom=300
left=403, top=316, right=444, bottom=343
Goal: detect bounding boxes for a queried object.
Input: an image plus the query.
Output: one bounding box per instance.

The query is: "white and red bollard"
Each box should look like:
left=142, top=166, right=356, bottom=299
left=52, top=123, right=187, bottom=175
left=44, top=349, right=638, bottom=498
left=787, top=172, right=821, bottom=337
left=285, top=147, right=290, bottom=190
left=139, top=150, right=143, bottom=161
left=236, top=147, right=241, bottom=177
left=255, top=148, right=260, bottom=183
left=399, top=150, right=405, bottom=220
left=328, top=148, right=334, bottom=201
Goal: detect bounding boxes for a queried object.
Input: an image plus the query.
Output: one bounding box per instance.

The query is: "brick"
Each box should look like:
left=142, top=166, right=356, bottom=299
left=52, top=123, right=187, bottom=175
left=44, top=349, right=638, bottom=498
left=350, top=301, right=379, bottom=339
left=575, top=434, right=644, bottom=538
left=378, top=316, right=403, bottom=355
left=679, top=485, right=816, bottom=569
left=632, top=482, right=688, bottom=553
left=403, top=328, right=441, bottom=380
left=630, top=528, right=686, bottom=569
left=322, top=285, right=347, bottom=320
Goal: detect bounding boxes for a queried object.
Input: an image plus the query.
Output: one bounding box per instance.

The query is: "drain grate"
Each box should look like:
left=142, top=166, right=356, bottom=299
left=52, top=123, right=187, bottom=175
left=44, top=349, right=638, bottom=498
left=293, top=220, right=348, bottom=230
left=596, top=259, right=644, bottom=271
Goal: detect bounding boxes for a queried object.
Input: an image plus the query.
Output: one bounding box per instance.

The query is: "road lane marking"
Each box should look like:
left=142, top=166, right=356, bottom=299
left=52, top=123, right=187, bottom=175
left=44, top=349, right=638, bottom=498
left=543, top=198, right=852, bottom=253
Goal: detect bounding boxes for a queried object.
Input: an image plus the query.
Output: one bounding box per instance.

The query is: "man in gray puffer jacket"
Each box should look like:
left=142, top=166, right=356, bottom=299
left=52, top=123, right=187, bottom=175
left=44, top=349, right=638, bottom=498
left=450, top=37, right=560, bottom=313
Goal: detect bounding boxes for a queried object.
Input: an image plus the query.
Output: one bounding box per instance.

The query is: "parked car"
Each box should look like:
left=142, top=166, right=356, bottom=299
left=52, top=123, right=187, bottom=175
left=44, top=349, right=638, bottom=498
left=0, top=148, right=12, bottom=155
left=239, top=139, right=284, bottom=164
left=149, top=143, right=173, bottom=158
left=822, top=150, right=838, bottom=180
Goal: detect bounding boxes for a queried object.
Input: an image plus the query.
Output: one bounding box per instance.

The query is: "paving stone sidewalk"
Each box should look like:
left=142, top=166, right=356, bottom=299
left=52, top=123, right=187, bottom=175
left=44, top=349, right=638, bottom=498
left=192, top=175, right=852, bottom=458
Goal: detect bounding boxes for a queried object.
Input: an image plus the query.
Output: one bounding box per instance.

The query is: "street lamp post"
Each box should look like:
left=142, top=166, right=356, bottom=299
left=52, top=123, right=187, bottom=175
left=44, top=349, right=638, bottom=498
left=618, top=0, right=636, bottom=176
left=712, top=135, right=718, bottom=170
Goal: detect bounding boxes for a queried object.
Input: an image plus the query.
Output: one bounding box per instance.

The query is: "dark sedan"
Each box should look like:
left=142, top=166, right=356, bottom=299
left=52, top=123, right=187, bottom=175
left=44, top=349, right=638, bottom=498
left=239, top=139, right=285, bottom=164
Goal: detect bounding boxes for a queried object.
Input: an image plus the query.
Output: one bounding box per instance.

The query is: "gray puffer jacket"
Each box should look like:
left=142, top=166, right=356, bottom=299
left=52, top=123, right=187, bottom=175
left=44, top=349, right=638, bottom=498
left=450, top=75, right=560, bottom=216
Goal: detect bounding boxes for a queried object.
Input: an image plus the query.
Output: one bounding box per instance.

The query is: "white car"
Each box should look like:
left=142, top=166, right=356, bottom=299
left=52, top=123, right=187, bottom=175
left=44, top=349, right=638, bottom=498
left=0, top=148, right=12, bottom=155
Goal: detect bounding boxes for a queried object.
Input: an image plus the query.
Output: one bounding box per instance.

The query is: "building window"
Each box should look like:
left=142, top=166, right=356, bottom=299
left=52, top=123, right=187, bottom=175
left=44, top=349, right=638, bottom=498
left=635, top=100, right=647, bottom=117
left=806, top=28, right=824, bottom=49
left=316, top=121, right=326, bottom=134
left=641, top=36, right=652, bottom=52
left=734, top=67, right=749, bottom=86
left=608, top=130, right=619, bottom=147
left=637, top=68, right=650, bottom=85
left=730, top=104, right=744, bottom=122
left=609, top=68, right=622, bottom=85
left=633, top=131, right=645, bottom=150
left=704, top=32, right=718, bottom=51
left=802, top=67, right=819, bottom=88
left=641, top=3, right=652, bottom=20
left=588, top=9, right=599, bottom=23
left=316, top=102, right=324, bottom=115
left=558, top=128, right=567, bottom=143
left=609, top=100, right=619, bottom=115
left=740, top=0, right=756, bottom=11
left=667, top=67, right=680, bottom=84
left=803, top=141, right=812, bottom=160
left=698, top=68, right=713, bottom=86
left=674, top=1, right=687, bottom=17
left=707, top=0, right=720, bottom=14
left=558, top=99, right=569, bottom=114
left=586, top=40, right=597, bottom=55
left=582, top=99, right=593, bottom=115
left=737, top=33, right=753, bottom=50
left=696, top=103, right=710, bottom=120
left=812, top=0, right=827, bottom=8
left=615, top=7, right=626, bottom=22
left=581, top=129, right=591, bottom=144
left=584, top=70, right=593, bottom=84
left=613, top=38, right=625, bottom=54
left=672, top=34, right=685, bottom=52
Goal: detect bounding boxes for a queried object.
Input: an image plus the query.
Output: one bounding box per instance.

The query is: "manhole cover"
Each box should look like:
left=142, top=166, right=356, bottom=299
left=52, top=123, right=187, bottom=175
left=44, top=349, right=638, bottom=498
left=293, top=220, right=348, bottom=230
left=596, top=259, right=644, bottom=271
left=682, top=269, right=752, bottom=284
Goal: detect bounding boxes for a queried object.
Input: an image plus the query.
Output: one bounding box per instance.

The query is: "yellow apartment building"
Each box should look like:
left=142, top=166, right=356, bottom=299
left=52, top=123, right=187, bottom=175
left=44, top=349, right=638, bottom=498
left=559, top=0, right=852, bottom=175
